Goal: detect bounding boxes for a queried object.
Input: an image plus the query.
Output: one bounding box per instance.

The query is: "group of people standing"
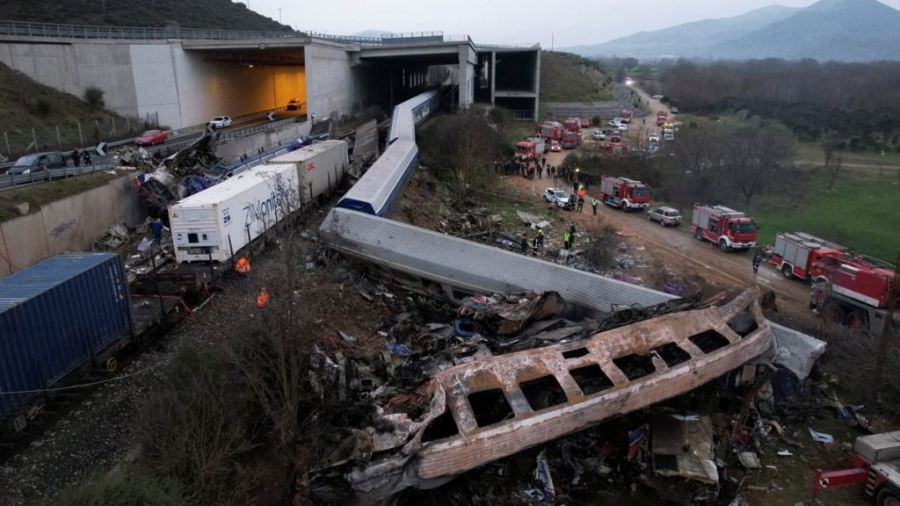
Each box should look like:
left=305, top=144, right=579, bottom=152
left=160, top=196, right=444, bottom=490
left=70, top=147, right=92, bottom=167
left=520, top=223, right=579, bottom=255
left=496, top=156, right=558, bottom=181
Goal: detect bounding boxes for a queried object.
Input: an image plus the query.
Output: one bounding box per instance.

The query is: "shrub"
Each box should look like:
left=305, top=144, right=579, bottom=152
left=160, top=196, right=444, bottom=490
left=39, top=470, right=197, bottom=506
left=83, top=87, right=105, bottom=109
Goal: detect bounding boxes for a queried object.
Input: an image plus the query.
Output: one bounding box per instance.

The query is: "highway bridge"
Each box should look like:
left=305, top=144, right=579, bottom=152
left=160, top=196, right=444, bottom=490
left=0, top=20, right=541, bottom=134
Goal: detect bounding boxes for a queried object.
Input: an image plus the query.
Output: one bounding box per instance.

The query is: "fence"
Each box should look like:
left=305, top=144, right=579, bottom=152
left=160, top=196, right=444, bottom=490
left=2, top=112, right=161, bottom=163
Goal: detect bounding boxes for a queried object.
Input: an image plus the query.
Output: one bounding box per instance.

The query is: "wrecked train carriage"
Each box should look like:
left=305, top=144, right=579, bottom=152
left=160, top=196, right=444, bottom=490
left=311, top=286, right=774, bottom=504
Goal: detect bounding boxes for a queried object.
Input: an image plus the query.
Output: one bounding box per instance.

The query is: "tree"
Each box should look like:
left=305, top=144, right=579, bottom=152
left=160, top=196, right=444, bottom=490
left=823, top=132, right=844, bottom=191
left=83, top=87, right=105, bottom=109
left=728, top=126, right=797, bottom=205
left=417, top=108, right=505, bottom=192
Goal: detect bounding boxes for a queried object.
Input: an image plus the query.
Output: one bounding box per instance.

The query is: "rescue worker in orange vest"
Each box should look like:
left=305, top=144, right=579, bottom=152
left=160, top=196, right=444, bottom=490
left=257, top=287, right=270, bottom=309
left=235, top=257, right=251, bottom=293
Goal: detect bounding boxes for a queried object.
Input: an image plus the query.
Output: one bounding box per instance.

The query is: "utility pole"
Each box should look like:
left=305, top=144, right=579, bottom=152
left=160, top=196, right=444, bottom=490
left=278, top=8, right=282, bottom=23
left=872, top=253, right=900, bottom=401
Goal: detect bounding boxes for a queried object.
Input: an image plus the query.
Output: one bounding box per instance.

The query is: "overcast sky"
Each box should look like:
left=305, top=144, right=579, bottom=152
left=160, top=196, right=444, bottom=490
left=243, top=0, right=900, bottom=47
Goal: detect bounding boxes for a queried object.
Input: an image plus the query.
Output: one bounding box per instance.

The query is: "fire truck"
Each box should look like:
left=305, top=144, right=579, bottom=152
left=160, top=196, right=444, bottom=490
left=768, top=232, right=847, bottom=280
left=814, top=431, right=900, bottom=505
left=515, top=138, right=545, bottom=160
left=597, top=142, right=628, bottom=156
left=690, top=204, right=758, bottom=252
left=620, top=109, right=633, bottom=123
left=537, top=121, right=564, bottom=141
left=560, top=131, right=581, bottom=149
left=656, top=111, right=668, bottom=126
left=563, top=118, right=582, bottom=134
left=808, top=255, right=897, bottom=333
left=599, top=176, right=651, bottom=211
left=580, top=117, right=593, bottom=128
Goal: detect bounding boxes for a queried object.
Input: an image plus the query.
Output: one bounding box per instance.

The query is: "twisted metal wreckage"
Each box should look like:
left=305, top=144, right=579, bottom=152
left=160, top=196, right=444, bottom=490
left=306, top=285, right=774, bottom=504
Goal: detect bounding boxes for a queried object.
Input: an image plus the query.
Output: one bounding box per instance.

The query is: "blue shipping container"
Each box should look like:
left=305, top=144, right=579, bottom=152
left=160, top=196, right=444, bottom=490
left=0, top=253, right=132, bottom=420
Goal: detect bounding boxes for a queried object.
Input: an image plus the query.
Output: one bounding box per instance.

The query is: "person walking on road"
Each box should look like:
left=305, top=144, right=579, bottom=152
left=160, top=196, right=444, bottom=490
left=72, top=147, right=81, bottom=168
left=752, top=250, right=763, bottom=274
left=591, top=197, right=599, bottom=215
left=564, top=230, right=572, bottom=250
left=520, top=234, right=529, bottom=255
left=235, top=257, right=251, bottom=293
left=576, top=196, right=585, bottom=213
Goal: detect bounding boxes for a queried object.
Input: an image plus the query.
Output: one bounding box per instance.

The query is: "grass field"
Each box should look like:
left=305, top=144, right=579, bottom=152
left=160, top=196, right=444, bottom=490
left=0, top=172, right=123, bottom=222
left=748, top=169, right=900, bottom=262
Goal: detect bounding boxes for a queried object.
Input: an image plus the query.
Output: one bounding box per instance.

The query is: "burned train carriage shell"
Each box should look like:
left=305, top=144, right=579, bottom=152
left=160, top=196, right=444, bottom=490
left=311, top=287, right=774, bottom=504
left=0, top=253, right=133, bottom=422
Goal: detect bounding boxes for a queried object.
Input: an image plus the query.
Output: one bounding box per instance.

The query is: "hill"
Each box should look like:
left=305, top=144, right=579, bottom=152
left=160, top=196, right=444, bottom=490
left=3, top=0, right=291, bottom=31
left=0, top=62, right=137, bottom=160
left=566, top=0, right=900, bottom=62
left=539, top=52, right=614, bottom=103
left=566, top=5, right=798, bottom=59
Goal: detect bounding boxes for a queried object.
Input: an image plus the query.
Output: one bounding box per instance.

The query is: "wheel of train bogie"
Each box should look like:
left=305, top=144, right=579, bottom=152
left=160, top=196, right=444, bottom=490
left=877, top=487, right=900, bottom=506
left=845, top=311, right=867, bottom=332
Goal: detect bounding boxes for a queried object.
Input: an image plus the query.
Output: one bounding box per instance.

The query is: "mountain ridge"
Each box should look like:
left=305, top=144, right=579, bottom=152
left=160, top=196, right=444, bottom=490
left=564, top=0, right=900, bottom=61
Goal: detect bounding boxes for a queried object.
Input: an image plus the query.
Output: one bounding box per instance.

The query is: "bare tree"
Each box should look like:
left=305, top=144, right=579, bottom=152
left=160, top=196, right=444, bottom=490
left=822, top=132, right=844, bottom=191
left=728, top=126, right=797, bottom=204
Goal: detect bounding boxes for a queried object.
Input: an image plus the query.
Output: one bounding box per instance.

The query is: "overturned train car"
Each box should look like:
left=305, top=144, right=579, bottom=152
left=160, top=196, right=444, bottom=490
left=308, top=286, right=774, bottom=503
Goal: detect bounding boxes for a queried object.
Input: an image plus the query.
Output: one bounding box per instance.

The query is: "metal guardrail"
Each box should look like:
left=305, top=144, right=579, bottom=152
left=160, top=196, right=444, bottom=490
left=0, top=163, right=117, bottom=192
left=0, top=113, right=305, bottom=192
left=0, top=20, right=465, bottom=46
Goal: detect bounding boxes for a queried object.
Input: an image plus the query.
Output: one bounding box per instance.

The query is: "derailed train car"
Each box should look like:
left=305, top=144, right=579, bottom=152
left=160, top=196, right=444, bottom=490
left=0, top=254, right=133, bottom=430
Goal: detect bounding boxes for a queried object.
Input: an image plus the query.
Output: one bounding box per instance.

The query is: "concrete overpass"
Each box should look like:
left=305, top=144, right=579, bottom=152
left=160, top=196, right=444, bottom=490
left=0, top=21, right=541, bottom=129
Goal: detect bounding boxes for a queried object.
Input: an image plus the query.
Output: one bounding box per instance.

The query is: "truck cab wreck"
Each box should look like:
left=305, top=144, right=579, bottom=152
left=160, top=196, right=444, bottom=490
left=305, top=286, right=774, bottom=504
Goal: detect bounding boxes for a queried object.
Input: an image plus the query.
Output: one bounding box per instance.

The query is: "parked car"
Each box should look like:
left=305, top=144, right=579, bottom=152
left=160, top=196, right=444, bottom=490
left=647, top=206, right=682, bottom=227
left=670, top=107, right=679, bottom=114
left=134, top=129, right=168, bottom=146
left=649, top=132, right=660, bottom=143
left=7, top=151, right=66, bottom=175
left=609, top=134, right=622, bottom=143
left=664, top=132, right=675, bottom=141
left=543, top=188, right=572, bottom=210
left=591, top=130, right=606, bottom=141
left=208, top=116, right=233, bottom=129
left=550, top=140, right=561, bottom=152
left=652, top=94, right=664, bottom=100
left=287, top=99, right=300, bottom=111
left=608, top=119, right=624, bottom=128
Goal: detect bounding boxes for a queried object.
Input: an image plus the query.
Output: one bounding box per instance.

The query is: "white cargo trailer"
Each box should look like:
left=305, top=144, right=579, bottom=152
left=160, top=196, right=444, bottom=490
left=169, top=164, right=300, bottom=263
left=267, top=139, right=349, bottom=204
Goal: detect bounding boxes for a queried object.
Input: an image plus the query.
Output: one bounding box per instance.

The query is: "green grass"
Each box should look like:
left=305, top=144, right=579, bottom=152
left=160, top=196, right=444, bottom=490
left=540, top=52, right=614, bottom=103
left=0, top=172, right=123, bottom=222
left=748, top=170, right=900, bottom=262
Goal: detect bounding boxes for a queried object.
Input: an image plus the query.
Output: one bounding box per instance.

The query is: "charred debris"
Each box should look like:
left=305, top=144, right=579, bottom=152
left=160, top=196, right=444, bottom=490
left=297, top=278, right=834, bottom=506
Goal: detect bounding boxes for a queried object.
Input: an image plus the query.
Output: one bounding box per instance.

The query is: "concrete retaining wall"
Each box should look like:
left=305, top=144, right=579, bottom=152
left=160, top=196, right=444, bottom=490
left=215, top=122, right=311, bottom=164
left=0, top=175, right=145, bottom=279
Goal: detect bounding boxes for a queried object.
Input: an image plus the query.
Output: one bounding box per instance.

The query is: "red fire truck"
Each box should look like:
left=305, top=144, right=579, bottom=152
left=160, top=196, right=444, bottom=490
left=768, top=232, right=847, bottom=280
left=656, top=111, right=668, bottom=126
left=597, top=142, right=628, bottom=156
left=580, top=117, right=593, bottom=128
left=813, top=431, right=900, bottom=505
left=620, top=109, right=633, bottom=123
left=599, top=176, right=651, bottom=211
left=515, top=138, right=545, bottom=160
left=537, top=121, right=564, bottom=141
left=690, top=204, right=758, bottom=252
left=560, top=130, right=580, bottom=149
left=564, top=118, right=582, bottom=134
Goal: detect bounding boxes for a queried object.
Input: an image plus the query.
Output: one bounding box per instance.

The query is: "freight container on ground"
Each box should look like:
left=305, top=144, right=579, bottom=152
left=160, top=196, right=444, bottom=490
left=169, top=164, right=301, bottom=263
left=0, top=253, right=133, bottom=423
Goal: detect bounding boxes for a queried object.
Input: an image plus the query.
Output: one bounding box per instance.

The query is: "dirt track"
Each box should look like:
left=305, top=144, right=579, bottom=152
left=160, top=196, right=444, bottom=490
left=499, top=158, right=820, bottom=332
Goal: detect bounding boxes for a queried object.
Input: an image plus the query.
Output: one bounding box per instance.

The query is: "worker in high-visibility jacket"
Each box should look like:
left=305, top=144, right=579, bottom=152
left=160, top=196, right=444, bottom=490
left=235, top=257, right=251, bottom=293
left=257, top=287, right=270, bottom=309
